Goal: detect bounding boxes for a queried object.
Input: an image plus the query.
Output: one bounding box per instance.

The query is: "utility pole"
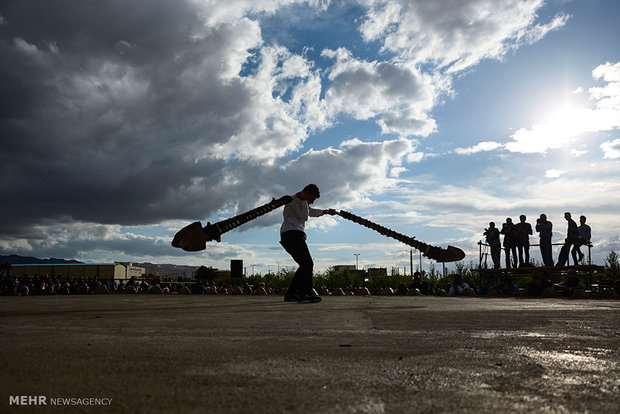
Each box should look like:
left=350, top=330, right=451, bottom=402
left=419, top=250, right=423, bottom=273
left=410, top=249, right=413, bottom=276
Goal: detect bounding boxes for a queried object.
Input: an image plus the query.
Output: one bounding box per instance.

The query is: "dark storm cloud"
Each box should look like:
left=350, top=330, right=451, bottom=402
left=0, top=0, right=421, bottom=262
left=0, top=0, right=265, bottom=232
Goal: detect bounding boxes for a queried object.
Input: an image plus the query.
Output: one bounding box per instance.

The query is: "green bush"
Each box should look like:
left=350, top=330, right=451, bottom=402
left=604, top=250, right=619, bottom=281
left=313, top=269, right=364, bottom=289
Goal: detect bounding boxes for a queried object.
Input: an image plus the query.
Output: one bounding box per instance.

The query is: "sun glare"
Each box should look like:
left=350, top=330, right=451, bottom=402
left=547, top=104, right=583, bottom=128
left=506, top=101, right=598, bottom=153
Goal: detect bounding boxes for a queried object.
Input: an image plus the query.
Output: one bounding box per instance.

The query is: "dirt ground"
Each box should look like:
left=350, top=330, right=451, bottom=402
left=1, top=295, right=619, bottom=413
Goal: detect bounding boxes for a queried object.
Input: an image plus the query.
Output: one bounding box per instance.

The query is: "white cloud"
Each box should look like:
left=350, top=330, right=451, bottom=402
left=213, top=43, right=326, bottom=161
left=188, top=0, right=305, bottom=28
left=406, top=152, right=425, bottom=162
left=389, top=166, right=407, bottom=177
left=322, top=47, right=438, bottom=137
left=359, top=0, right=569, bottom=73
left=521, top=12, right=570, bottom=44
left=455, top=141, right=504, bottom=155
left=572, top=87, right=583, bottom=94
left=280, top=138, right=417, bottom=204
left=590, top=61, right=620, bottom=111
left=601, top=138, right=620, bottom=159
left=544, top=169, right=564, bottom=178
left=570, top=148, right=588, bottom=157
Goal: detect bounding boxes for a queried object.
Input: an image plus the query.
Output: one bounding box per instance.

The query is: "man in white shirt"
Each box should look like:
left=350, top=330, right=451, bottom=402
left=280, top=184, right=336, bottom=303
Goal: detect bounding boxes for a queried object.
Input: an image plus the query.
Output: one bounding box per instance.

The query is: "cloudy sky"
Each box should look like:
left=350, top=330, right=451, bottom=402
left=1, top=0, right=619, bottom=274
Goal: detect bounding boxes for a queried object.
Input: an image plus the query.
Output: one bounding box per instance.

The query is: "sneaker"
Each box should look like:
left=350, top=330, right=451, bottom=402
left=284, top=294, right=301, bottom=302
left=299, top=294, right=322, bottom=303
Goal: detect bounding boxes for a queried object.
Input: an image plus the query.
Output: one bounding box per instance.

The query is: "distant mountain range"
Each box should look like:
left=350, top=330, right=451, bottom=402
left=0, top=254, right=82, bottom=265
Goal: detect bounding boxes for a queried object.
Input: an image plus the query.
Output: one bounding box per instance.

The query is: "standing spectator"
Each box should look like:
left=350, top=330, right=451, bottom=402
left=500, top=218, right=517, bottom=269
left=514, top=215, right=533, bottom=267
left=572, top=215, right=591, bottom=265
left=536, top=214, right=554, bottom=267
left=556, top=212, right=579, bottom=267
left=483, top=222, right=501, bottom=269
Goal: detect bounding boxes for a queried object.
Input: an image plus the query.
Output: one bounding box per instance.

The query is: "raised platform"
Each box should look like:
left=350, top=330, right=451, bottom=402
left=475, top=264, right=605, bottom=275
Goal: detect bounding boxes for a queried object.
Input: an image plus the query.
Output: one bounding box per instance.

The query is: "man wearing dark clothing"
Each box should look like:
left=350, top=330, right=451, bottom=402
left=500, top=218, right=517, bottom=268
left=280, top=184, right=336, bottom=303
left=556, top=212, right=579, bottom=267
left=483, top=222, right=501, bottom=269
left=410, top=272, right=433, bottom=295
left=572, top=215, right=591, bottom=265
left=514, top=215, right=533, bottom=267
left=536, top=213, right=554, bottom=267
left=526, top=270, right=553, bottom=297
left=553, top=268, right=585, bottom=297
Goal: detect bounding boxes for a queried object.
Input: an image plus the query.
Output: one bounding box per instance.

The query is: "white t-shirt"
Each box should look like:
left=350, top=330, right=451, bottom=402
left=280, top=197, right=324, bottom=234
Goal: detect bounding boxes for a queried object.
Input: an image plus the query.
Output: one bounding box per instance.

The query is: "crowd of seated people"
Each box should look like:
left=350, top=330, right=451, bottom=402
left=1, top=270, right=617, bottom=299
left=0, top=274, right=184, bottom=296
left=0, top=273, right=284, bottom=296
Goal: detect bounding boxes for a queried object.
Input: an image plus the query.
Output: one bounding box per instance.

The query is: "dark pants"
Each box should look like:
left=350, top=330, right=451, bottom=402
left=280, top=231, right=314, bottom=298
left=557, top=237, right=579, bottom=267
left=517, top=242, right=530, bottom=267
left=539, top=237, right=554, bottom=267
left=571, top=238, right=587, bottom=264
left=504, top=245, right=517, bottom=268
left=490, top=243, right=501, bottom=269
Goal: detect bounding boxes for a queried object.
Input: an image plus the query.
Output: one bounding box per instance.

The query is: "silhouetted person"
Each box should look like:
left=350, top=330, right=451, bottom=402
left=500, top=218, right=517, bottom=268
left=447, top=274, right=470, bottom=296
left=556, top=212, right=579, bottom=267
left=553, top=268, right=585, bottom=297
left=572, top=215, right=591, bottom=265
left=495, top=275, right=518, bottom=295
left=536, top=213, right=554, bottom=267
left=514, top=215, right=533, bottom=267
left=526, top=270, right=553, bottom=297
left=477, top=275, right=497, bottom=296
left=410, top=271, right=432, bottom=295
left=280, top=184, right=336, bottom=303
left=483, top=222, right=501, bottom=269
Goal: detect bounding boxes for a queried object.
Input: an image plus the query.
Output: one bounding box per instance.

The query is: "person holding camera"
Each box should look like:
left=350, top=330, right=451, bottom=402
left=536, top=214, right=554, bottom=267
left=483, top=222, right=501, bottom=269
